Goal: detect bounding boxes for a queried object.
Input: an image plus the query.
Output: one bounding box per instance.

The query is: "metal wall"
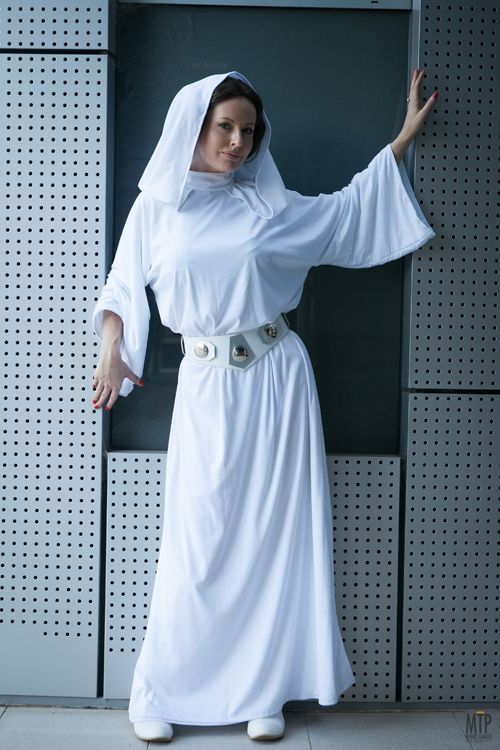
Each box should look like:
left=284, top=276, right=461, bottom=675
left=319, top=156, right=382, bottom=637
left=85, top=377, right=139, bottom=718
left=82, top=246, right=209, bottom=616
left=400, top=0, right=499, bottom=703
left=0, top=0, right=498, bottom=707
left=401, top=394, right=499, bottom=702
left=0, top=0, right=114, bottom=697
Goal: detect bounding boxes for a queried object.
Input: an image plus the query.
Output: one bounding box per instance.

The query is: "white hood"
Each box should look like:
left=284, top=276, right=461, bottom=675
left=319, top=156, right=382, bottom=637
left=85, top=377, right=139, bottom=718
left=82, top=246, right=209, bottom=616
left=137, top=71, right=288, bottom=220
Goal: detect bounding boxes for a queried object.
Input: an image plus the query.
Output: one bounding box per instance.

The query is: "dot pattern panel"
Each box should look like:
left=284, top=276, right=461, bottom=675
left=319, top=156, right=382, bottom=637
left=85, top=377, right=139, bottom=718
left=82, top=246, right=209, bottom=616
left=0, top=53, right=110, bottom=696
left=403, top=394, right=499, bottom=702
left=404, top=0, right=499, bottom=389
left=104, top=452, right=166, bottom=699
left=104, top=452, right=400, bottom=701
left=0, top=0, right=111, bottom=50
left=328, top=456, right=400, bottom=703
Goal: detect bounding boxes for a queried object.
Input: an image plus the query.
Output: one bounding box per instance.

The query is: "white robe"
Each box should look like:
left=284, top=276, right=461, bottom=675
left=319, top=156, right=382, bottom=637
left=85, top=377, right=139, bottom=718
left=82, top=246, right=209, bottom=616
left=93, top=143, right=435, bottom=725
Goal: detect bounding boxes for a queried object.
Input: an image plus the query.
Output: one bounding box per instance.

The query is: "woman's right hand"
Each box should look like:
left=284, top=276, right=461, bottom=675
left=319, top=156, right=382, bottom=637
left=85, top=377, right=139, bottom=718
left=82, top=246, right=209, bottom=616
left=92, top=311, right=143, bottom=411
left=92, top=347, right=144, bottom=411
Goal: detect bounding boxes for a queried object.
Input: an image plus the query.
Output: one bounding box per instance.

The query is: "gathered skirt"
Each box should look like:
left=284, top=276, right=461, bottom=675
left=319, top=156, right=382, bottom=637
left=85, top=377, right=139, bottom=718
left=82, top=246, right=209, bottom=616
left=128, top=329, right=355, bottom=725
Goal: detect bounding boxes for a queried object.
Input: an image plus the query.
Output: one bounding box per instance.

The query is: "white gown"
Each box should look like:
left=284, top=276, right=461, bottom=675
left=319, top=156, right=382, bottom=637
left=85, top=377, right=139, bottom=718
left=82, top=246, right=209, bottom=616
left=93, top=143, right=435, bottom=725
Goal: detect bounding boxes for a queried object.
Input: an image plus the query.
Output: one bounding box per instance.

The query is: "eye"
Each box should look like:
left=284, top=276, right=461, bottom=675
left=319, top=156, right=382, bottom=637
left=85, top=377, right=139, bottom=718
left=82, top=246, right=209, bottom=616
left=243, top=128, right=254, bottom=135
left=218, top=122, right=231, bottom=130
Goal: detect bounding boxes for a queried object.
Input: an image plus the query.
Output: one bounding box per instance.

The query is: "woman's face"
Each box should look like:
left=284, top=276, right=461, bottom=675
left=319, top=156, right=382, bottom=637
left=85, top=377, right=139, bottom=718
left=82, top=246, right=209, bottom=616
left=190, top=97, right=257, bottom=173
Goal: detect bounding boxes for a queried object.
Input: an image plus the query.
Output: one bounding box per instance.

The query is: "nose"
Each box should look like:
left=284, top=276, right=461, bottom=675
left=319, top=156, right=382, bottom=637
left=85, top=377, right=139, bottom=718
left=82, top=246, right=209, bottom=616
left=230, top=128, right=243, bottom=147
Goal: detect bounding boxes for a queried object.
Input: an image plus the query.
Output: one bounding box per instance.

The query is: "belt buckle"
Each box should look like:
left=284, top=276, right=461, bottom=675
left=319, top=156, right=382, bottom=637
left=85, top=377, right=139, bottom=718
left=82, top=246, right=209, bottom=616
left=194, top=339, right=216, bottom=360
left=181, top=335, right=216, bottom=361
left=258, top=314, right=285, bottom=345
left=229, top=332, right=255, bottom=370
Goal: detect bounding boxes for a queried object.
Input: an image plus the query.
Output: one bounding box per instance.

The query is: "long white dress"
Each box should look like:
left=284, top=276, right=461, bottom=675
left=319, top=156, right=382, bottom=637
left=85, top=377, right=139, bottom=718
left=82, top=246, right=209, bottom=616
left=93, top=142, right=435, bottom=725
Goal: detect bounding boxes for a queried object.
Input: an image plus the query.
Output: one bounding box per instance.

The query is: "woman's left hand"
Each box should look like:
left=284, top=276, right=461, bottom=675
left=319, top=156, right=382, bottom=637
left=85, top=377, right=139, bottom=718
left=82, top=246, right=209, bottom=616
left=391, top=68, right=438, bottom=162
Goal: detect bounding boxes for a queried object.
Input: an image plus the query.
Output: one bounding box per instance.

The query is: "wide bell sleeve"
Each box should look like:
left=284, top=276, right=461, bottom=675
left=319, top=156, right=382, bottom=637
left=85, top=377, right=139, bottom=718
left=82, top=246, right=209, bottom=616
left=92, top=192, right=152, bottom=398
left=282, top=143, right=436, bottom=270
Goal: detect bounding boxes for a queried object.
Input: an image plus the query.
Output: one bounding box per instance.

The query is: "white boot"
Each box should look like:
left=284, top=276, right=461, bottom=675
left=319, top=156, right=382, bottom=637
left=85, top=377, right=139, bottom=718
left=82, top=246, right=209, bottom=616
left=247, top=709, right=285, bottom=740
left=133, top=720, right=174, bottom=742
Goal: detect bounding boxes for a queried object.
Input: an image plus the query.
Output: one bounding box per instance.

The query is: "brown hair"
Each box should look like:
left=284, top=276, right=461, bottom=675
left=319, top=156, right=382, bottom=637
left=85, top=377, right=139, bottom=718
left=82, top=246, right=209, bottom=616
left=203, top=76, right=266, bottom=161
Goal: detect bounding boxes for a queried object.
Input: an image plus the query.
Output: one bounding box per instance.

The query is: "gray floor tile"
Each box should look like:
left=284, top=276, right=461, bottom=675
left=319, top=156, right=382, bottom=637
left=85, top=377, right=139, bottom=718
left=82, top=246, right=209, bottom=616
left=0, top=707, right=313, bottom=749
left=0, top=707, right=311, bottom=749
left=305, top=710, right=477, bottom=750
left=168, top=711, right=309, bottom=748
left=2, top=706, right=499, bottom=750
left=0, top=706, right=142, bottom=750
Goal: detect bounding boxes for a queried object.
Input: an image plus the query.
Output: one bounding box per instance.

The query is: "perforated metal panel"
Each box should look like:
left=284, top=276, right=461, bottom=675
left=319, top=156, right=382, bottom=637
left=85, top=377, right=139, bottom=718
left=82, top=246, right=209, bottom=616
left=402, top=394, right=499, bottom=702
left=403, top=0, right=499, bottom=389
left=104, top=452, right=400, bottom=701
left=0, top=19, right=113, bottom=694
left=328, top=456, right=401, bottom=702
left=0, top=0, right=113, bottom=51
left=104, top=452, right=165, bottom=698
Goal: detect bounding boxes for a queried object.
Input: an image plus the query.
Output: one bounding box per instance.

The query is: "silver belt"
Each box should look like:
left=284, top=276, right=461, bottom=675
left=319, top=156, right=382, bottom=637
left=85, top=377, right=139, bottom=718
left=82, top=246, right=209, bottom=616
left=180, top=313, right=290, bottom=371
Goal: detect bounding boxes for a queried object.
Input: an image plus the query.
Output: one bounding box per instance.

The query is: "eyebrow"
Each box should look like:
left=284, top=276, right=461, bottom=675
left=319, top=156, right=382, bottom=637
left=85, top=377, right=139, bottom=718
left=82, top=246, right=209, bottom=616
left=217, top=117, right=256, bottom=126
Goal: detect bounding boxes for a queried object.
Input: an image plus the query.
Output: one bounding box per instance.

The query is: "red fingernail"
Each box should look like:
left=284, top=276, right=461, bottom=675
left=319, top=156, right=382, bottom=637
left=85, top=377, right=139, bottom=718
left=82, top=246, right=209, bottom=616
left=105, top=406, right=111, bottom=411
left=139, top=379, right=145, bottom=386
left=94, top=404, right=100, bottom=409
left=433, top=91, right=439, bottom=99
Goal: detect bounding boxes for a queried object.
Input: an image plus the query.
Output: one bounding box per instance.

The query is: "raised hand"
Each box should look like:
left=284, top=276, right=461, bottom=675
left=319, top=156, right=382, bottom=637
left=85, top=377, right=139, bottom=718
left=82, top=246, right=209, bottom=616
left=391, top=68, right=438, bottom=163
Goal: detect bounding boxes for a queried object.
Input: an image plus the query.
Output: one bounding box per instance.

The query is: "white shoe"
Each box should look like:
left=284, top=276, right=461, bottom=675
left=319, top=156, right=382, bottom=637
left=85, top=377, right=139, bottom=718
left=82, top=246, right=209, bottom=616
left=247, top=710, right=285, bottom=740
left=133, top=720, right=174, bottom=742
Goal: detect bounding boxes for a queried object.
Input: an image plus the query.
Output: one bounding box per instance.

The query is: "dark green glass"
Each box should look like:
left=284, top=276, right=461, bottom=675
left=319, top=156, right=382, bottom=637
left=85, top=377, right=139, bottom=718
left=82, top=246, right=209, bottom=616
left=110, top=4, right=410, bottom=453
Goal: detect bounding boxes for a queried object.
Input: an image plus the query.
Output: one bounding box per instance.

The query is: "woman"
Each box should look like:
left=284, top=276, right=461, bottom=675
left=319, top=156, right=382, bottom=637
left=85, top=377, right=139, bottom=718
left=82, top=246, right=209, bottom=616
left=92, top=70, right=437, bottom=742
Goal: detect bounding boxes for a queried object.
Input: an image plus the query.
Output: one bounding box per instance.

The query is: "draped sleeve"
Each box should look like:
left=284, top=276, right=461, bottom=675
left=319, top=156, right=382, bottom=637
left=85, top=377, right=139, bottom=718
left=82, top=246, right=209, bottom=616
left=92, top=192, right=152, bottom=397
left=281, top=143, right=436, bottom=269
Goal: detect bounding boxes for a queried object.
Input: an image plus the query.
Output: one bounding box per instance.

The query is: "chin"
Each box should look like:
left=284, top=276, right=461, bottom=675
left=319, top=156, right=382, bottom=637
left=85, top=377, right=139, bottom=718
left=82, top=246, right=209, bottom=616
left=217, top=155, right=245, bottom=172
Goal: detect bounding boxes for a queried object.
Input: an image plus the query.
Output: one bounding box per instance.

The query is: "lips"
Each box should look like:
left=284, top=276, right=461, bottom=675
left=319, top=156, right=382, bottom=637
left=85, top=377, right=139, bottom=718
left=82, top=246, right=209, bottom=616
left=222, top=152, right=241, bottom=160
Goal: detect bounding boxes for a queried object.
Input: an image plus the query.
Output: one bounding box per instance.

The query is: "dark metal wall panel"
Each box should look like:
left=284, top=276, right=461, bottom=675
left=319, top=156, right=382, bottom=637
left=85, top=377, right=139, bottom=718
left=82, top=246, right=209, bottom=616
left=0, top=10, right=113, bottom=697
left=402, top=394, right=499, bottom=702
left=0, top=0, right=114, bottom=52
left=402, top=0, right=499, bottom=390
left=104, top=453, right=400, bottom=702
left=327, top=456, right=401, bottom=702
left=399, top=0, right=500, bottom=706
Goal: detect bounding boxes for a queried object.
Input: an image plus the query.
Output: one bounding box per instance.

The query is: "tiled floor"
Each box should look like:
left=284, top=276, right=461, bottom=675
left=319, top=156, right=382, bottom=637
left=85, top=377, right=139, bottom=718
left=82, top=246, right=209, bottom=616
left=1, top=705, right=499, bottom=750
